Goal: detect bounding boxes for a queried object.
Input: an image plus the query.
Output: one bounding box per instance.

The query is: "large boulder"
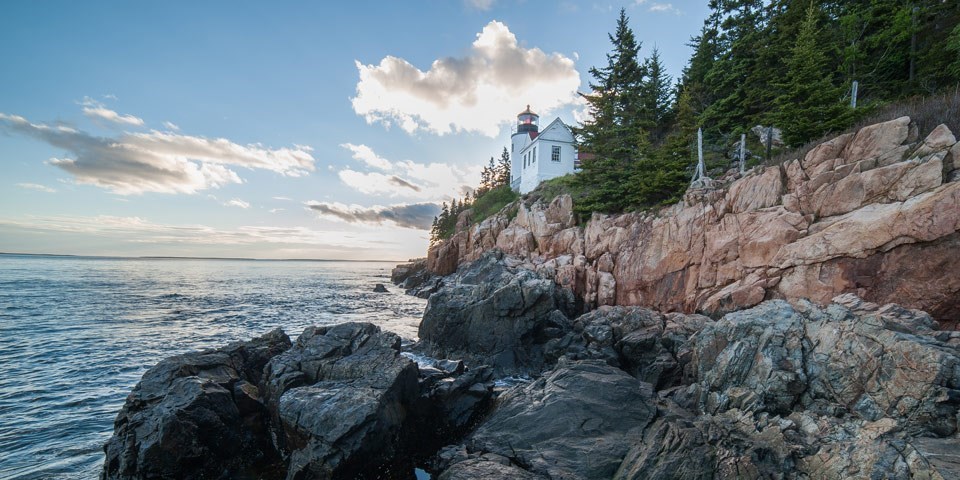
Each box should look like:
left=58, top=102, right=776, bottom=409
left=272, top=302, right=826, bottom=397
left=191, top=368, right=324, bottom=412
left=447, top=360, right=658, bottom=479
left=102, top=328, right=291, bottom=480
left=262, top=322, right=419, bottom=480
left=551, top=306, right=709, bottom=389
left=417, top=250, right=576, bottom=375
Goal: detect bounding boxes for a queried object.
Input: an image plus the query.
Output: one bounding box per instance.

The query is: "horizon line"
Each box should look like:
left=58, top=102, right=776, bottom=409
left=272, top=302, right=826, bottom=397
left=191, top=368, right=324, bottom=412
left=0, top=251, right=413, bottom=263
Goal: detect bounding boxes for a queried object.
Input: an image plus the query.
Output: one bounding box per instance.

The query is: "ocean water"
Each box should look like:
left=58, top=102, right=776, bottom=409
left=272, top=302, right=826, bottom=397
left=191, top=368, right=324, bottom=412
left=0, top=254, right=427, bottom=480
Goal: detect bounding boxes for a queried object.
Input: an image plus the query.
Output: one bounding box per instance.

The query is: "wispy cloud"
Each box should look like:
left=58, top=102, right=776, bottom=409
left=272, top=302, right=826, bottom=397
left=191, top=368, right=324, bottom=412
left=272, top=196, right=293, bottom=201
left=162, top=121, right=180, bottom=131
left=335, top=144, right=478, bottom=200
left=465, top=0, right=494, bottom=10
left=307, top=201, right=441, bottom=230
left=634, top=0, right=681, bottom=14
left=0, top=214, right=375, bottom=249
left=352, top=20, right=580, bottom=137
left=80, top=97, right=144, bottom=127
left=340, top=142, right=393, bottom=170
left=16, top=183, right=56, bottom=193
left=0, top=112, right=316, bottom=195
left=224, top=198, right=250, bottom=209
left=648, top=2, right=681, bottom=14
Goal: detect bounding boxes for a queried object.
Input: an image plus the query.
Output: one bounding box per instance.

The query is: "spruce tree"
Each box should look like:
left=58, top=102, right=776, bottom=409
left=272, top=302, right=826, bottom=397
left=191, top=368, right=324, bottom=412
left=773, top=2, right=851, bottom=147
left=640, top=47, right=674, bottom=142
left=700, top=0, right=768, bottom=133
left=949, top=24, right=960, bottom=80
left=496, top=147, right=511, bottom=187
left=575, top=8, right=647, bottom=162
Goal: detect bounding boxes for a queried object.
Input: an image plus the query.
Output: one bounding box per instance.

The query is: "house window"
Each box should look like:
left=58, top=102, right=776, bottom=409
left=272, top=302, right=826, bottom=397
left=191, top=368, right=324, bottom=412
left=552, top=145, right=561, bottom=162
left=533, top=147, right=536, bottom=162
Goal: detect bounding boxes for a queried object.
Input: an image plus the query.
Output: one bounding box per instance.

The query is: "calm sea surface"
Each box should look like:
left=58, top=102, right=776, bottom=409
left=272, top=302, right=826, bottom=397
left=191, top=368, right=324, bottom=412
left=0, top=254, right=427, bottom=479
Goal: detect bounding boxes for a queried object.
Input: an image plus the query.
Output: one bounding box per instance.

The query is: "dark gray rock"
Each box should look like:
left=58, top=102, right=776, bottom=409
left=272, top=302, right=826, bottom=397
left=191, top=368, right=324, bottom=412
left=392, top=257, right=439, bottom=297
left=102, top=328, right=291, bottom=480
left=263, top=322, right=419, bottom=480
left=438, top=458, right=546, bottom=480
left=552, top=306, right=708, bottom=388
left=450, top=359, right=657, bottom=479
left=391, top=258, right=426, bottom=284
left=614, top=297, right=960, bottom=480
left=373, top=283, right=388, bottom=293
left=417, top=250, right=576, bottom=375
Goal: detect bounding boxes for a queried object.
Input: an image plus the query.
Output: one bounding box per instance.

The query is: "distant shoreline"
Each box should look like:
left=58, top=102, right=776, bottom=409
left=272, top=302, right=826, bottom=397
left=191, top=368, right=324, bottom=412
left=0, top=252, right=403, bottom=263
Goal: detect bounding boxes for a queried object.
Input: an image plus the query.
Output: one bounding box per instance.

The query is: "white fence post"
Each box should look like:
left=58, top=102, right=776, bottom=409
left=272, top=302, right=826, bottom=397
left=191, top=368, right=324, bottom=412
left=739, top=133, right=746, bottom=175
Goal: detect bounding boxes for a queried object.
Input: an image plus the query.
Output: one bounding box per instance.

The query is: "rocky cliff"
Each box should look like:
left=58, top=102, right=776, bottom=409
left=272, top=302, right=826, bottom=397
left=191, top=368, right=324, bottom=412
left=428, top=117, right=960, bottom=326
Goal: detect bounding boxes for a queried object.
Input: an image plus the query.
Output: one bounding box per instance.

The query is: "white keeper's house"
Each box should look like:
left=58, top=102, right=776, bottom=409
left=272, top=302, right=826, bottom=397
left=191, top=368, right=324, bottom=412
left=510, top=105, right=579, bottom=194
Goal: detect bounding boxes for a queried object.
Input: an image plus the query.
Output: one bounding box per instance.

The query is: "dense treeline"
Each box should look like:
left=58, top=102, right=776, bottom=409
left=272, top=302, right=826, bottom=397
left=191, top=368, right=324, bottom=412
left=430, top=147, right=517, bottom=244
left=573, top=1, right=960, bottom=215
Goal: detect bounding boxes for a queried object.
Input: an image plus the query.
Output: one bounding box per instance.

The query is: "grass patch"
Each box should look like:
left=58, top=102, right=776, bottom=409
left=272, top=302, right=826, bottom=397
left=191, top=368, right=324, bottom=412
left=526, top=174, right=582, bottom=206
left=471, top=185, right=519, bottom=224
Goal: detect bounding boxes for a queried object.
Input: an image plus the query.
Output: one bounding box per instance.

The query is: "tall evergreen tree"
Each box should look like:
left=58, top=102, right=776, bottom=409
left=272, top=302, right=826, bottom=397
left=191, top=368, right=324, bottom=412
left=575, top=8, right=648, bottom=161
left=573, top=8, right=649, bottom=213
left=496, top=147, right=511, bottom=187
left=773, top=2, right=852, bottom=147
left=700, top=0, right=768, bottom=133
left=640, top=47, right=674, bottom=142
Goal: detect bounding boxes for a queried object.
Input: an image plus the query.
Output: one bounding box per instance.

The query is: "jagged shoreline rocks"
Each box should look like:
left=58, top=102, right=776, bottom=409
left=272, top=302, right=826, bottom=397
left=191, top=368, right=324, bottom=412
left=102, top=322, right=495, bottom=480
left=426, top=118, right=960, bottom=328
left=103, top=249, right=960, bottom=479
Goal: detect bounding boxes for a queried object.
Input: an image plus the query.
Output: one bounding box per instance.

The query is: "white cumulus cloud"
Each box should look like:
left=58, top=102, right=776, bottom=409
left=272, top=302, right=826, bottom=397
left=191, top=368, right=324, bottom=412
left=351, top=20, right=581, bottom=137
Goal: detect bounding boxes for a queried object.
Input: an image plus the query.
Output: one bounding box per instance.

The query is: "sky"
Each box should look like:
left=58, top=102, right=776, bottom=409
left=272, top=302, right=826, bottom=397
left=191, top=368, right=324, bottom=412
left=0, top=0, right=711, bottom=261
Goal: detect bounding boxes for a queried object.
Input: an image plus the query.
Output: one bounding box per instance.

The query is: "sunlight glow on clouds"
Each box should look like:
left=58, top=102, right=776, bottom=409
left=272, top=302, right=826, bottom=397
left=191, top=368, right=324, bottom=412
left=307, top=201, right=440, bottom=230
left=337, top=144, right=479, bottom=200
left=0, top=112, right=316, bottom=195
left=351, top=20, right=581, bottom=137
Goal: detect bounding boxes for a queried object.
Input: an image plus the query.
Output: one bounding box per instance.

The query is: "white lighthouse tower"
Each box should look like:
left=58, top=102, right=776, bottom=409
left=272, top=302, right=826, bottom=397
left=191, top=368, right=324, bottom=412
left=510, top=105, right=539, bottom=191
left=508, top=105, right=578, bottom=194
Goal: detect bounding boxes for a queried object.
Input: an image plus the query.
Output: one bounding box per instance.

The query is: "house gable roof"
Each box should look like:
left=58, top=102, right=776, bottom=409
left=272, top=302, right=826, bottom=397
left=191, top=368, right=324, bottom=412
left=519, top=118, right=574, bottom=154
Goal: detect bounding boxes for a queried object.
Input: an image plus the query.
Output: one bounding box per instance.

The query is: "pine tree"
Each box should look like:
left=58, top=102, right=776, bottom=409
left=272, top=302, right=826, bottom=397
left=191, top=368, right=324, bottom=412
left=949, top=24, right=960, bottom=80
left=640, top=47, right=674, bottom=142
left=496, top=147, right=511, bottom=187
left=575, top=8, right=648, bottom=162
left=773, top=2, right=852, bottom=147
left=700, top=0, right=769, bottom=133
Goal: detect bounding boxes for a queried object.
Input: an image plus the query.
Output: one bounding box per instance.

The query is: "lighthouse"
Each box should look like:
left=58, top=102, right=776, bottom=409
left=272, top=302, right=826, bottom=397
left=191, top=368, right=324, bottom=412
left=510, top=105, right=539, bottom=190
left=508, top=105, right=577, bottom=194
